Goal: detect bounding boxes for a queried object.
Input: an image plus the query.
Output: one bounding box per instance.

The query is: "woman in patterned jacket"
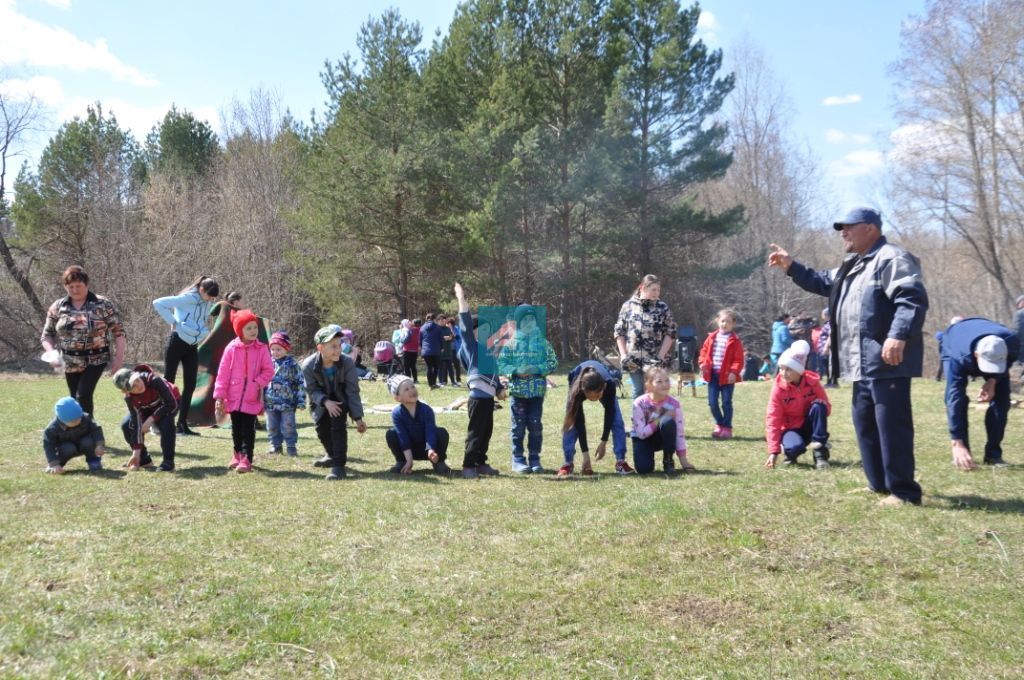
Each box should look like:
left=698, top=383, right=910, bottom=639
left=614, top=274, right=678, bottom=399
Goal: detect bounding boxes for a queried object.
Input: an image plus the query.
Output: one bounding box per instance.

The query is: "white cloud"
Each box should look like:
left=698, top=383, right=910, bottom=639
left=0, top=75, right=64, bottom=105
left=830, top=149, right=884, bottom=177
left=41, top=0, right=71, bottom=8
left=0, top=1, right=157, bottom=86
left=825, top=128, right=872, bottom=145
left=697, top=10, right=719, bottom=45
left=822, top=94, right=862, bottom=106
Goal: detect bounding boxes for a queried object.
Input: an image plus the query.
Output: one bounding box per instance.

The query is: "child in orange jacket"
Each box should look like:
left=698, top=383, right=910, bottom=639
left=764, top=340, right=832, bottom=469
left=698, top=309, right=745, bottom=439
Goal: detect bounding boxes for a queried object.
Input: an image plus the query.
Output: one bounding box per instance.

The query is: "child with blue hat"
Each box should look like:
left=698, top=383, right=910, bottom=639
left=42, top=396, right=106, bottom=473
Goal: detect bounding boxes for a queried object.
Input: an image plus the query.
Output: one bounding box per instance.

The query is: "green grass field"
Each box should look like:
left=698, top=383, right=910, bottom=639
left=1, top=372, right=1022, bottom=678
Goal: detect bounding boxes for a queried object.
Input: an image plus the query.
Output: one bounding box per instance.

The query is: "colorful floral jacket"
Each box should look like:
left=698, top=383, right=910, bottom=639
left=264, top=354, right=307, bottom=411
left=41, top=291, right=125, bottom=372
left=613, top=295, right=677, bottom=370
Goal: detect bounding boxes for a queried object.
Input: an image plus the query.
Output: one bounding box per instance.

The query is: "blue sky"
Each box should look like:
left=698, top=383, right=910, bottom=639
left=1, top=0, right=926, bottom=210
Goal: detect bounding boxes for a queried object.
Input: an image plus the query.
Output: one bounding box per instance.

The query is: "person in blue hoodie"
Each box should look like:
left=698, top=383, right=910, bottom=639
left=454, top=282, right=506, bottom=479
left=941, top=317, right=1019, bottom=469
left=419, top=312, right=452, bottom=390
left=152, top=275, right=220, bottom=436
left=770, top=314, right=794, bottom=373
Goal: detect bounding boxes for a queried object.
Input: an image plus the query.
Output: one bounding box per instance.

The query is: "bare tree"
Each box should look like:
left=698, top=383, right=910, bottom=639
left=888, top=0, right=1024, bottom=319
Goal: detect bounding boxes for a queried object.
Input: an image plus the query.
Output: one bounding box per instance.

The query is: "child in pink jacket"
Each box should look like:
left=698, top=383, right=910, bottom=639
left=214, top=309, right=275, bottom=473
left=764, top=340, right=831, bottom=470
left=631, top=366, right=695, bottom=474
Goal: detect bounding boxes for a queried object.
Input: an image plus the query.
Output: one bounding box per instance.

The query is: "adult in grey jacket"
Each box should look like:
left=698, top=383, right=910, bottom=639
left=769, top=207, right=928, bottom=505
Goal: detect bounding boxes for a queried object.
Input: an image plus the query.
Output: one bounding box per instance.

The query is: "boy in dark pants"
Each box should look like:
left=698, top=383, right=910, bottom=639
left=113, top=364, right=180, bottom=472
left=42, top=397, right=106, bottom=473
left=302, top=326, right=367, bottom=480
left=454, top=282, right=506, bottom=479
left=385, top=374, right=451, bottom=474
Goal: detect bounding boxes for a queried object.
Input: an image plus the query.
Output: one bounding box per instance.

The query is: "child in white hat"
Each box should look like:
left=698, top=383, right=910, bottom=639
left=764, top=340, right=832, bottom=469
left=385, top=374, right=451, bottom=475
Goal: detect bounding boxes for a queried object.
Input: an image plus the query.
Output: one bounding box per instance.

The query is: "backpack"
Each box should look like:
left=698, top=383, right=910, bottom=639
left=374, top=340, right=396, bottom=363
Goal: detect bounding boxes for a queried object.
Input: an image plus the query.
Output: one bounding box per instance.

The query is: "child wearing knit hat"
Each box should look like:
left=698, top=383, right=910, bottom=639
left=264, top=330, right=306, bottom=456
left=213, top=310, right=275, bottom=473
left=764, top=340, right=832, bottom=469
left=42, top=396, right=106, bottom=473
left=385, top=374, right=451, bottom=475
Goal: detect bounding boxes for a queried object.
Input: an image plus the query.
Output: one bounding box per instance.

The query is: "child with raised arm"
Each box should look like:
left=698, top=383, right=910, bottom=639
left=213, top=310, right=275, bottom=473
left=698, top=308, right=745, bottom=439
left=42, top=397, right=106, bottom=474
left=302, top=326, right=367, bottom=480
left=454, top=282, right=506, bottom=478
left=559, top=360, right=632, bottom=478
left=764, top=340, right=832, bottom=469
left=631, top=366, right=694, bottom=474
left=385, top=374, right=452, bottom=475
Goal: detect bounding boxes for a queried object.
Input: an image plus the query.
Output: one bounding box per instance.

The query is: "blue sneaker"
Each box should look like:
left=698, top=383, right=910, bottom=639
left=530, top=465, right=545, bottom=474
left=87, top=460, right=103, bottom=472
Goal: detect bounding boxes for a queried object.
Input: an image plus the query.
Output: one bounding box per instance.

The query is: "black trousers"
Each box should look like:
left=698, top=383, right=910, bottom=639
left=385, top=428, right=449, bottom=463
left=230, top=412, right=257, bottom=460
left=122, top=411, right=176, bottom=465
left=315, top=411, right=349, bottom=466
left=65, top=363, right=106, bottom=418
left=423, top=354, right=441, bottom=387
left=164, top=332, right=198, bottom=427
left=463, top=396, right=494, bottom=468
left=402, top=351, right=419, bottom=382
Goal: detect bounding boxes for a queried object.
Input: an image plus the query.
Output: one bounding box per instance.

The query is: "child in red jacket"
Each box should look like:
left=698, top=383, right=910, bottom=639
left=698, top=309, right=745, bottom=439
left=764, top=340, right=831, bottom=469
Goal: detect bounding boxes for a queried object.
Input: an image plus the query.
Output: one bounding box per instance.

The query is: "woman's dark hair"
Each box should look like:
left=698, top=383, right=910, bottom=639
left=226, top=291, right=243, bottom=306
left=62, top=265, right=88, bottom=286
left=180, top=275, right=220, bottom=298
left=776, top=313, right=791, bottom=322
left=563, top=367, right=606, bottom=432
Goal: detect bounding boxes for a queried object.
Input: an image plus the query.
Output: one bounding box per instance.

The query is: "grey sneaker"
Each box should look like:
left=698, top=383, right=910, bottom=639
left=810, top=441, right=831, bottom=469
left=434, top=460, right=452, bottom=475
left=983, top=457, right=1010, bottom=468
left=530, top=465, right=545, bottom=474
left=476, top=464, right=500, bottom=476
left=462, top=466, right=480, bottom=479
left=325, top=466, right=347, bottom=480
left=313, top=455, right=333, bottom=468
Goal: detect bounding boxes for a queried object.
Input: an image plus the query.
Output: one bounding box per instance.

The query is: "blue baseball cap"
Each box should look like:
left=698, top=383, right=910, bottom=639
left=833, top=206, right=882, bottom=231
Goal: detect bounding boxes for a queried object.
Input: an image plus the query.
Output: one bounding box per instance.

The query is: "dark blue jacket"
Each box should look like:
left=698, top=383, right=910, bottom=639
left=419, top=320, right=451, bottom=357
left=941, top=317, right=1019, bottom=441
left=42, top=414, right=105, bottom=465
left=788, top=236, right=928, bottom=380
left=567, top=360, right=621, bottom=449
left=390, top=401, right=441, bottom=452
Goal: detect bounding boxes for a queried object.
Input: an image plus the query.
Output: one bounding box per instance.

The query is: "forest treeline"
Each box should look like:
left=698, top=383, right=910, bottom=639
left=1, top=0, right=1021, bottom=366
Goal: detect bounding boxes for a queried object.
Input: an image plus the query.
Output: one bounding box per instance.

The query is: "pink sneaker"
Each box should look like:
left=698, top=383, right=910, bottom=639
left=711, top=424, right=723, bottom=439
left=236, top=456, right=252, bottom=473
left=228, top=451, right=242, bottom=469
left=718, top=426, right=733, bottom=440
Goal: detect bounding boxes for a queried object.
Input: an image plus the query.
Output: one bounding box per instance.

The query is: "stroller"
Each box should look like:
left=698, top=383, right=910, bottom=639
left=676, top=325, right=699, bottom=397
left=373, top=340, right=400, bottom=377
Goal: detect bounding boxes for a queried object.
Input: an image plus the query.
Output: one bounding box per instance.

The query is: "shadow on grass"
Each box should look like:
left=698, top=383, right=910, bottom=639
left=63, top=468, right=127, bottom=479
left=361, top=469, right=445, bottom=483
left=256, top=467, right=330, bottom=481
left=929, top=494, right=1024, bottom=515
left=174, top=465, right=232, bottom=480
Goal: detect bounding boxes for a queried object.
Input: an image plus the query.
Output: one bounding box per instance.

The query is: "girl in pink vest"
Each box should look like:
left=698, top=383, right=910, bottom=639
left=214, top=309, right=274, bottom=473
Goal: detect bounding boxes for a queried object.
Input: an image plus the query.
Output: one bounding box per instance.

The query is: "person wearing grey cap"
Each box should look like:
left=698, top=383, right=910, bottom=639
left=941, top=317, right=1019, bottom=469
left=769, top=206, right=929, bottom=506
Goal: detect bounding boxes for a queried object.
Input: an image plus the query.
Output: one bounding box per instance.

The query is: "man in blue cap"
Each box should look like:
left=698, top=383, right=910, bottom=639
left=941, top=317, right=1019, bottom=469
left=768, top=207, right=929, bottom=506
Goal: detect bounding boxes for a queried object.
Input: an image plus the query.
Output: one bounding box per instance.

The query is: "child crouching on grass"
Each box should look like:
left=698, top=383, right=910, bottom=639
left=113, top=364, right=180, bottom=472
left=302, top=325, right=367, bottom=480
left=631, top=366, right=694, bottom=475
left=386, top=374, right=451, bottom=475
left=42, top=397, right=106, bottom=473
left=214, top=310, right=275, bottom=474
left=264, top=330, right=305, bottom=457
left=765, top=340, right=832, bottom=470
